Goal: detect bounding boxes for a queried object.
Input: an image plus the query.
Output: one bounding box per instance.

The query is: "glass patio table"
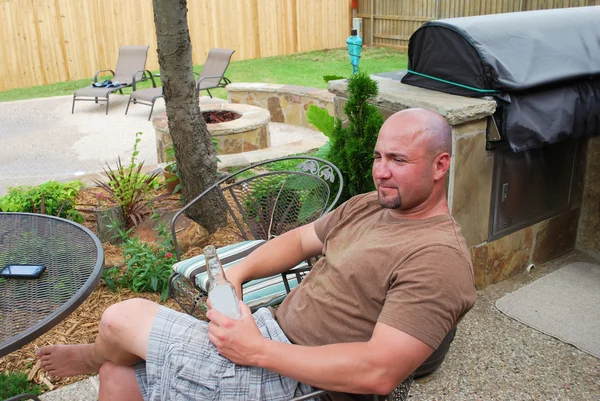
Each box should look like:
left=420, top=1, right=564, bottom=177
left=0, top=213, right=104, bottom=358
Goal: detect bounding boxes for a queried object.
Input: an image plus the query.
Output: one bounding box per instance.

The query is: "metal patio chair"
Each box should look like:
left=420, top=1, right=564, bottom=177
left=125, top=48, right=235, bottom=120
left=169, top=156, right=343, bottom=315
left=71, top=45, right=151, bottom=115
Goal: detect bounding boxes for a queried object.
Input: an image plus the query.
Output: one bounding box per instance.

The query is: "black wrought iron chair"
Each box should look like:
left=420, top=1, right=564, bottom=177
left=169, top=156, right=343, bottom=315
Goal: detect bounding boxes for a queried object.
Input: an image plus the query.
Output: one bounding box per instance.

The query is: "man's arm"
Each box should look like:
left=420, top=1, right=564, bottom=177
left=208, top=305, right=434, bottom=395
left=225, top=222, right=324, bottom=293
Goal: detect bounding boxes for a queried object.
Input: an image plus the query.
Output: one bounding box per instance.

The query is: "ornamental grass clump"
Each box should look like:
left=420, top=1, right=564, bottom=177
left=95, top=132, right=163, bottom=227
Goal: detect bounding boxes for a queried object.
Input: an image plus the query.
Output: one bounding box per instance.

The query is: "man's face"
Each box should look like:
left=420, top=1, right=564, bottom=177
left=372, top=119, right=436, bottom=211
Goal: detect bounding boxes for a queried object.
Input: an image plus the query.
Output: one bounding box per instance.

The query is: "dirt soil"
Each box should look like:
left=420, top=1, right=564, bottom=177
left=0, top=186, right=241, bottom=392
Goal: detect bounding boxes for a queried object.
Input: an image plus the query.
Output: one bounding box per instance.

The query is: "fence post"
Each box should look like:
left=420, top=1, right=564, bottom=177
left=370, top=0, right=374, bottom=46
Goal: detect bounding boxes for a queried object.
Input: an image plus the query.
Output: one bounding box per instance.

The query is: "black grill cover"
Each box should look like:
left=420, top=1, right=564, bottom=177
left=401, top=6, right=600, bottom=151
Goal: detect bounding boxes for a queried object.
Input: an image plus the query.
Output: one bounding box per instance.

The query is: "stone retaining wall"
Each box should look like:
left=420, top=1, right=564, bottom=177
left=577, top=136, right=600, bottom=253
left=227, top=83, right=335, bottom=131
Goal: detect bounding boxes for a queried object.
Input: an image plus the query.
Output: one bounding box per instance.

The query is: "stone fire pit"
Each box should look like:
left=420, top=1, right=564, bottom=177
left=154, top=103, right=271, bottom=162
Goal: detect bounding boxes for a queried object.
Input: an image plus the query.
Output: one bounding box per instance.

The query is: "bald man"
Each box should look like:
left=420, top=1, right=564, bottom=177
left=37, top=108, right=475, bottom=401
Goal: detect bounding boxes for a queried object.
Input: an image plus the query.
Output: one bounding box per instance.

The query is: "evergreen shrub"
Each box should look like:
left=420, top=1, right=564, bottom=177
left=308, top=72, right=384, bottom=203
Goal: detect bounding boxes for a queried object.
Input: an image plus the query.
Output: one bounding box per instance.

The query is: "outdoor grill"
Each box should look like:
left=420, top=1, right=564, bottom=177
left=401, top=6, right=600, bottom=240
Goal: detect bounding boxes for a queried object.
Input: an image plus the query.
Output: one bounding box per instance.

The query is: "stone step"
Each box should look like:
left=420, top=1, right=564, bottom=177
left=40, top=376, right=98, bottom=401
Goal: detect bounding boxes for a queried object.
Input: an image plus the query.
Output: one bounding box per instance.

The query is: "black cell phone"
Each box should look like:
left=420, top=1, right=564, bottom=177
left=0, top=264, right=46, bottom=279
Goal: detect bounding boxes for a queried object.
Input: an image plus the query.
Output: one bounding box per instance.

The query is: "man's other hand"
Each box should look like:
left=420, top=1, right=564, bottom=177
left=207, top=301, right=266, bottom=366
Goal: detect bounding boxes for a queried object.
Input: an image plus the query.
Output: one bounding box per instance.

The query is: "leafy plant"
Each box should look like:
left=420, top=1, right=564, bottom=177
left=324, top=71, right=384, bottom=202
left=315, top=142, right=331, bottom=159
left=306, top=104, right=335, bottom=138
left=0, top=371, right=45, bottom=399
left=163, top=144, right=182, bottom=195
left=0, top=180, right=84, bottom=222
left=95, top=132, right=162, bottom=227
left=102, top=214, right=176, bottom=301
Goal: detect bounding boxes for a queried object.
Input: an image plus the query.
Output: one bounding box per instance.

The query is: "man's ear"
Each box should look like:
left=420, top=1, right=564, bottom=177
left=433, top=153, right=451, bottom=181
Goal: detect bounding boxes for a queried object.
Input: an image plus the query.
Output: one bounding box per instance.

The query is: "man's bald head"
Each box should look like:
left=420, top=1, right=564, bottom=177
left=383, top=108, right=452, bottom=158
left=373, top=108, right=453, bottom=214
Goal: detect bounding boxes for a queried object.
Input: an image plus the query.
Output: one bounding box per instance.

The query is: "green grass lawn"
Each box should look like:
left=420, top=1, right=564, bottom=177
left=0, top=47, right=407, bottom=102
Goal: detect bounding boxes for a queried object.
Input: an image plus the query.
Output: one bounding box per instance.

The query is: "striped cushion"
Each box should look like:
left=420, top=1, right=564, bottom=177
left=173, top=240, right=265, bottom=283
left=172, top=240, right=306, bottom=310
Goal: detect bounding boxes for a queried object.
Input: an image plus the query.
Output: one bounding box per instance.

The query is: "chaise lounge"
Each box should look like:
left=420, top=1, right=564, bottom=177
left=71, top=45, right=151, bottom=115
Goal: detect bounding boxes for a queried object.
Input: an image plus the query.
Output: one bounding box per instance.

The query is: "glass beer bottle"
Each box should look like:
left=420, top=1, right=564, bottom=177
left=204, top=245, right=242, bottom=319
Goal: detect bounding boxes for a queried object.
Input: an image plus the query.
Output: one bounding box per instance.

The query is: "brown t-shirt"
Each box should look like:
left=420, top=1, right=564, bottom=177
left=275, top=191, right=475, bottom=350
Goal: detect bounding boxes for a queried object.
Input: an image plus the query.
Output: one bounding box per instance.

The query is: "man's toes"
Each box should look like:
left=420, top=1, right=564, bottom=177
left=40, top=358, right=55, bottom=370
left=37, top=345, right=58, bottom=356
left=36, top=347, right=49, bottom=358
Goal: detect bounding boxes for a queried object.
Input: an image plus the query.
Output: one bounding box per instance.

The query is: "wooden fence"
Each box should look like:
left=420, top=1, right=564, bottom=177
left=2, top=0, right=599, bottom=92
left=0, top=0, right=352, bottom=92
left=357, top=0, right=600, bottom=50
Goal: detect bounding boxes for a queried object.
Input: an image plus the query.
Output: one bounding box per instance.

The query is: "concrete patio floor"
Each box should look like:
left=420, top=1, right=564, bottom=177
left=36, top=250, right=600, bottom=401
left=0, top=94, right=327, bottom=196
left=410, top=249, right=600, bottom=400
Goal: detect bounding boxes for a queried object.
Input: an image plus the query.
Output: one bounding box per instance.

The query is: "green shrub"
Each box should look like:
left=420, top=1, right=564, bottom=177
left=0, top=180, right=84, bottom=222
left=321, top=71, right=384, bottom=202
left=0, top=371, right=44, bottom=399
left=103, top=214, right=176, bottom=301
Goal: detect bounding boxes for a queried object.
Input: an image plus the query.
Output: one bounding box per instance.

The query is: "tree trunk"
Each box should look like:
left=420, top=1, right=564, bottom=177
left=152, top=0, right=227, bottom=233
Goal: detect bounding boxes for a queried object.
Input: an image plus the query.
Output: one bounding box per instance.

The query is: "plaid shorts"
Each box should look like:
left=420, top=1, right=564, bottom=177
left=134, top=306, right=316, bottom=401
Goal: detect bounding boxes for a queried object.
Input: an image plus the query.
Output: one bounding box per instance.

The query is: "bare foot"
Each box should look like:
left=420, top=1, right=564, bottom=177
left=36, top=344, right=103, bottom=377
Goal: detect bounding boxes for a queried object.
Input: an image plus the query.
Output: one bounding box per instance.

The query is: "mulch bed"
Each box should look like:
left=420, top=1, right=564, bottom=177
left=0, top=185, right=243, bottom=392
